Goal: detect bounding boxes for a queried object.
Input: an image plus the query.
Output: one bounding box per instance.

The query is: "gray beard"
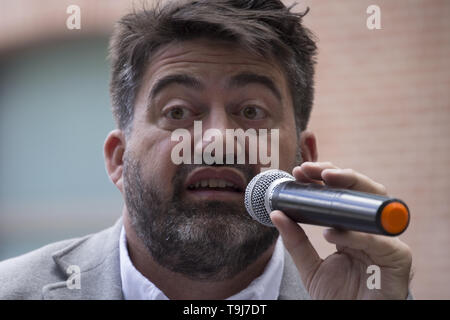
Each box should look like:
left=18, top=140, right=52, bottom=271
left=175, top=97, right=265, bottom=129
left=122, top=155, right=281, bottom=281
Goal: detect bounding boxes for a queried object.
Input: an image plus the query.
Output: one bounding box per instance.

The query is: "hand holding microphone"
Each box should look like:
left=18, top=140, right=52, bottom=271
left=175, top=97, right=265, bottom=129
left=246, top=162, right=413, bottom=300
left=245, top=167, right=410, bottom=236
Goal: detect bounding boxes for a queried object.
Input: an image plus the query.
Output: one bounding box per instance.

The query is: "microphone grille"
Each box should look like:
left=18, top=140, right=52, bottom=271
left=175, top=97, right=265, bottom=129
left=244, top=169, right=294, bottom=227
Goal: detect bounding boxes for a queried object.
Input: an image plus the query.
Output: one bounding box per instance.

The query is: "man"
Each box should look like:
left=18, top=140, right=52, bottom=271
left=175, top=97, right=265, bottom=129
left=0, top=0, right=412, bottom=299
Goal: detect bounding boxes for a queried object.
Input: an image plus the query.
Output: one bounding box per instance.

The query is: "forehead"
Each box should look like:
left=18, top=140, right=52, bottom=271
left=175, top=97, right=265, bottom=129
left=141, top=38, right=289, bottom=92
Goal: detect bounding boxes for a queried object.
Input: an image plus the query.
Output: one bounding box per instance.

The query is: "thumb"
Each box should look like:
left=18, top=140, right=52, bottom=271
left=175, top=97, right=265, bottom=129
left=270, top=210, right=322, bottom=289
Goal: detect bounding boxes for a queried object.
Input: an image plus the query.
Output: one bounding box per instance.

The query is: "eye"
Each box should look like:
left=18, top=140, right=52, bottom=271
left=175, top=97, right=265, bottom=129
left=240, top=105, right=266, bottom=120
left=165, top=106, right=194, bottom=120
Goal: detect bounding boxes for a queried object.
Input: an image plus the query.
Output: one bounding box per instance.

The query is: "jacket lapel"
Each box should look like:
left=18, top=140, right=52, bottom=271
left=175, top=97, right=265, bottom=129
left=42, top=218, right=124, bottom=300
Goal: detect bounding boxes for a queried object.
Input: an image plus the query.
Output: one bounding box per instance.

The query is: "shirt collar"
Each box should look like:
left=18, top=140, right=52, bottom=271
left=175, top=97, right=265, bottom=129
left=119, top=226, right=284, bottom=300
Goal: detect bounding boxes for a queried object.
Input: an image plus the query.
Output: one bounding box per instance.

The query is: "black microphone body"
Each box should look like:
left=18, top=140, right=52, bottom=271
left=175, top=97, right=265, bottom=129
left=245, top=170, right=410, bottom=236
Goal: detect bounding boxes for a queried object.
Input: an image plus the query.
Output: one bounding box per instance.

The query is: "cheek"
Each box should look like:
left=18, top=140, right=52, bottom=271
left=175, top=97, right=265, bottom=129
left=130, top=130, right=180, bottom=192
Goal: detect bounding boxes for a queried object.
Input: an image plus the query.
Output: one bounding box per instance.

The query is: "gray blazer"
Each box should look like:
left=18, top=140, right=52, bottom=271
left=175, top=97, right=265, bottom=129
left=0, top=218, right=310, bottom=300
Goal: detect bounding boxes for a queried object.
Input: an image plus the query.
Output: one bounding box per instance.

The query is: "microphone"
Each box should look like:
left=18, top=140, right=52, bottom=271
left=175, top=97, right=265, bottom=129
left=244, top=169, right=410, bottom=236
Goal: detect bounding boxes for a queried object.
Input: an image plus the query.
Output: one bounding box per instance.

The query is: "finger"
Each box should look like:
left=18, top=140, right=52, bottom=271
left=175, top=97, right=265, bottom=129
left=297, top=161, right=339, bottom=181
left=321, top=168, right=388, bottom=195
left=292, top=166, right=321, bottom=184
left=323, top=228, right=411, bottom=264
left=270, top=210, right=322, bottom=287
left=292, top=162, right=336, bottom=185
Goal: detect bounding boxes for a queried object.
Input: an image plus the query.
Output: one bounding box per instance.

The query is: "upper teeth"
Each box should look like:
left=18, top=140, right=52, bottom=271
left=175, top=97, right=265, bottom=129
left=188, top=179, right=239, bottom=190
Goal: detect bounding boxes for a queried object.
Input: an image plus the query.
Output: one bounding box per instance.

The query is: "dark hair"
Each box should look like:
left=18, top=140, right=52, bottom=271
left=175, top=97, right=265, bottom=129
left=109, top=0, right=317, bottom=135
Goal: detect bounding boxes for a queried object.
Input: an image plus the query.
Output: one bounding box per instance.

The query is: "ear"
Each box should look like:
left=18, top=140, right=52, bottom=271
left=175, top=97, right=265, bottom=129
left=299, top=130, right=318, bottom=162
left=104, top=129, right=126, bottom=193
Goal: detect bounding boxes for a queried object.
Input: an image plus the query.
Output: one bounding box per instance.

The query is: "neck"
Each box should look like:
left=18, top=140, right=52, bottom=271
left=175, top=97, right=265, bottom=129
left=122, top=210, right=275, bottom=300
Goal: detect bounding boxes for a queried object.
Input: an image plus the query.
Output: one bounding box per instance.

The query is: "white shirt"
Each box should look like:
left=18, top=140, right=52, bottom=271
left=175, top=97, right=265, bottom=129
left=119, top=226, right=284, bottom=300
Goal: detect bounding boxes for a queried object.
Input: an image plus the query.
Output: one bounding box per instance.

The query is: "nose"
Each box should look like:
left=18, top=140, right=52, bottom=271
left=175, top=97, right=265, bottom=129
left=193, top=108, right=244, bottom=165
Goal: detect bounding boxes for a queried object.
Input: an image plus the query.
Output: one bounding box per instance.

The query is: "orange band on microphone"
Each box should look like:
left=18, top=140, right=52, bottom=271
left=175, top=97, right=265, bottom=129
left=380, top=202, right=409, bottom=235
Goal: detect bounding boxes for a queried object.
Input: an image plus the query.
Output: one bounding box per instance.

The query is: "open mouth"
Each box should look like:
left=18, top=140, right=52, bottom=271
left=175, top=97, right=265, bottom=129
left=184, top=168, right=246, bottom=198
left=187, top=178, right=243, bottom=192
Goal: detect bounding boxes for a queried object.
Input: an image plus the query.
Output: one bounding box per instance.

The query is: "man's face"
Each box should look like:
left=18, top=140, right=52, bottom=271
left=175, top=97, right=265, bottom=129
left=122, top=39, right=300, bottom=280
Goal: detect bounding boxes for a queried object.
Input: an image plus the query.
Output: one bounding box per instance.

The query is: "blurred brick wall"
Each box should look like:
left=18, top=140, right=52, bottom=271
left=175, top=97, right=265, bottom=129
left=297, top=0, right=450, bottom=299
left=0, top=0, right=130, bottom=52
left=1, top=0, right=449, bottom=299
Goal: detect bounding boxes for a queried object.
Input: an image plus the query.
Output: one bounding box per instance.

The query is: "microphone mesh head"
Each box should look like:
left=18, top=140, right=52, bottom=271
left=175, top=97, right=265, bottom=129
left=244, top=169, right=294, bottom=227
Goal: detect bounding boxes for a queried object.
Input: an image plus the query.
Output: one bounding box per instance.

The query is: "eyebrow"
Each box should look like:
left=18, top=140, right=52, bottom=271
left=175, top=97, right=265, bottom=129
left=148, top=72, right=282, bottom=102
left=149, top=73, right=204, bottom=101
left=227, top=72, right=282, bottom=102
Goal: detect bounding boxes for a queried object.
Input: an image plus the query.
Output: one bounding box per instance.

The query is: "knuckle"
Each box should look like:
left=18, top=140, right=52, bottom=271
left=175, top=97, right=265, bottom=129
left=394, top=239, right=413, bottom=263
left=401, top=243, right=413, bottom=262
